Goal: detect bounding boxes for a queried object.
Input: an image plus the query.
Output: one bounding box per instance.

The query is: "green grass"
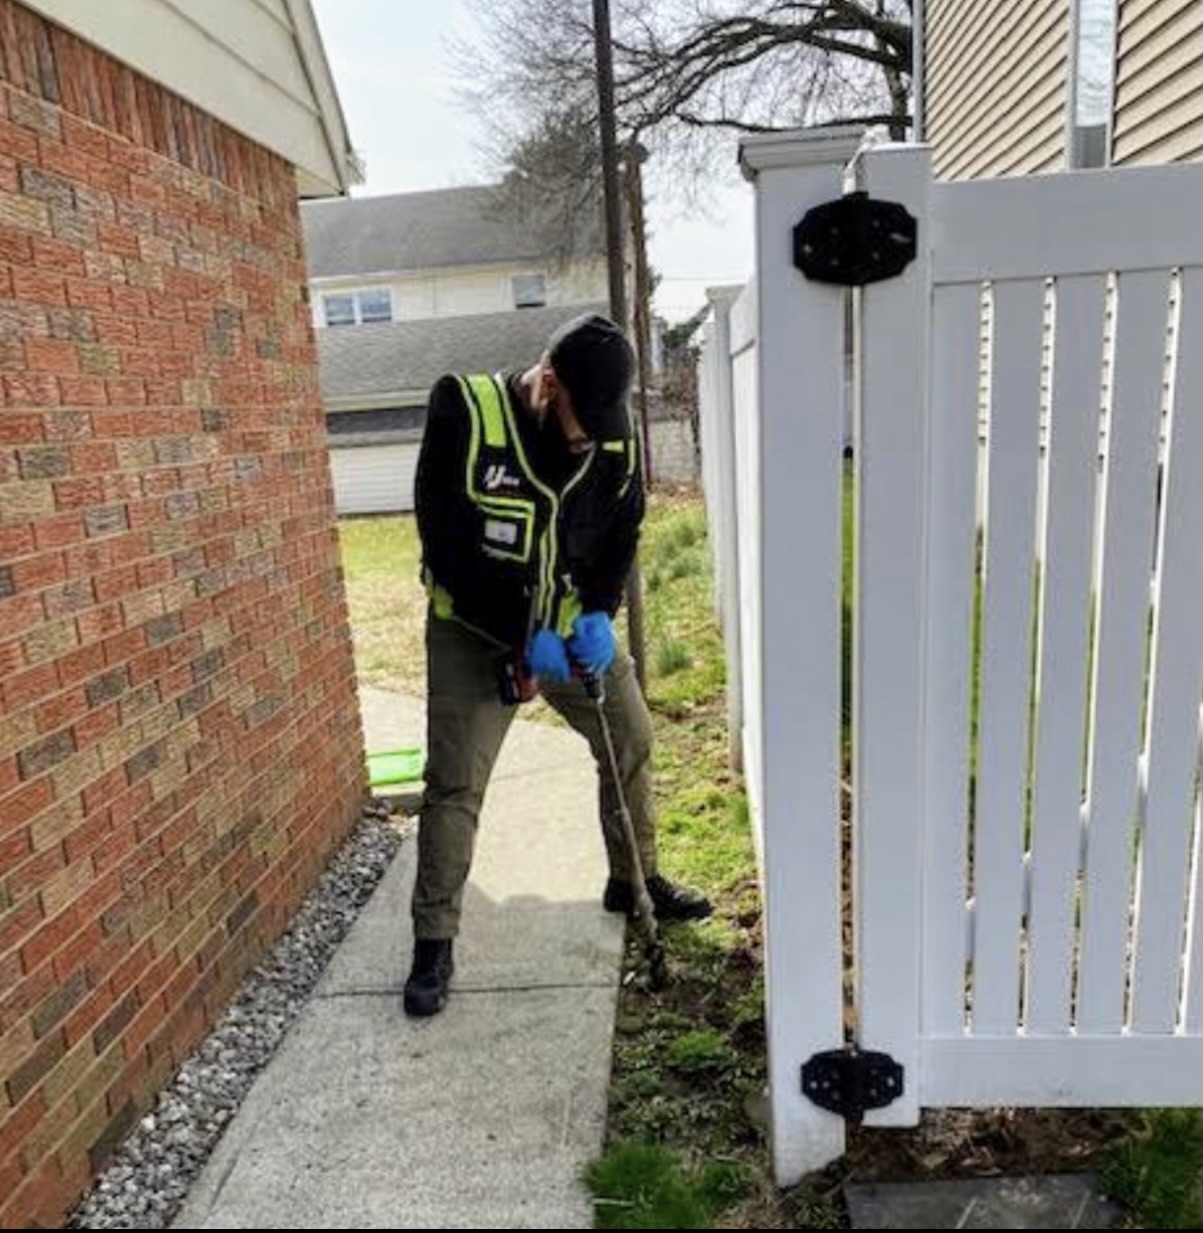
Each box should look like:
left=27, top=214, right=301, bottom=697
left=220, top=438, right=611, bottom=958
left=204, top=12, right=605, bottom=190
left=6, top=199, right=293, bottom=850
left=584, top=1143, right=753, bottom=1229
left=640, top=501, right=727, bottom=713
left=665, top=1028, right=739, bottom=1077
left=654, top=639, right=690, bottom=677
left=337, top=515, right=426, bottom=694
left=591, top=495, right=765, bottom=1227
left=1102, top=1109, right=1203, bottom=1229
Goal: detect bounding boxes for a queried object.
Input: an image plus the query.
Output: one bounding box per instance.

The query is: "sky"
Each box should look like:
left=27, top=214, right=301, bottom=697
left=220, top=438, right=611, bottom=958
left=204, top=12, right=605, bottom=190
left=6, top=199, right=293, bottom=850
left=309, top=0, right=755, bottom=323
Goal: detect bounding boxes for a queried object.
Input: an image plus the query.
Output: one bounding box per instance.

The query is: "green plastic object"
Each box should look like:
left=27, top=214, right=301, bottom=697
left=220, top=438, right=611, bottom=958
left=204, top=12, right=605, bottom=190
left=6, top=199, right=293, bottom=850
left=367, top=748, right=424, bottom=788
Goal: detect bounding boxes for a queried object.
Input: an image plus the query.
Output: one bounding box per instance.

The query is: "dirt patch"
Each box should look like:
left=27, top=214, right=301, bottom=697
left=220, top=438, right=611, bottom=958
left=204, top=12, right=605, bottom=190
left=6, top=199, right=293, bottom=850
left=842, top=1106, right=1129, bottom=1184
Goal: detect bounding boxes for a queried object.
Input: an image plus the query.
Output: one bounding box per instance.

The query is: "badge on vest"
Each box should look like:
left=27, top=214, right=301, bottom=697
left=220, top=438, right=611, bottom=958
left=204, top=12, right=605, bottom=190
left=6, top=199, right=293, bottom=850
left=484, top=518, right=519, bottom=546
left=482, top=515, right=530, bottom=562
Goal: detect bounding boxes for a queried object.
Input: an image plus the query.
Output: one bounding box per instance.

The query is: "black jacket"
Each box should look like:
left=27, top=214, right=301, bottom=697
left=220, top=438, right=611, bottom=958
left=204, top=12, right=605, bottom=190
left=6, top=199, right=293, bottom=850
left=415, top=373, right=644, bottom=648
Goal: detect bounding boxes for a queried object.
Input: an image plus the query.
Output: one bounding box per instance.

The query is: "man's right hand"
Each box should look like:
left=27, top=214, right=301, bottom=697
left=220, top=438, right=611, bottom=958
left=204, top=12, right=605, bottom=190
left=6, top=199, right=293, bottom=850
left=527, top=628, right=571, bottom=682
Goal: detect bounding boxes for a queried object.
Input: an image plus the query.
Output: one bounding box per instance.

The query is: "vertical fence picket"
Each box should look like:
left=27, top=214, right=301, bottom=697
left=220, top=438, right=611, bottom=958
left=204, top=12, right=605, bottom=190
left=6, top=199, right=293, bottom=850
left=921, top=284, right=982, bottom=1038
left=972, top=279, right=1046, bottom=1034
left=698, top=315, right=723, bottom=606
left=703, top=287, right=746, bottom=773
left=1079, top=271, right=1173, bottom=1032
left=1185, top=776, right=1202, bottom=1032
left=1027, top=275, right=1108, bottom=1033
left=730, top=282, right=760, bottom=824
left=1132, top=270, right=1203, bottom=1032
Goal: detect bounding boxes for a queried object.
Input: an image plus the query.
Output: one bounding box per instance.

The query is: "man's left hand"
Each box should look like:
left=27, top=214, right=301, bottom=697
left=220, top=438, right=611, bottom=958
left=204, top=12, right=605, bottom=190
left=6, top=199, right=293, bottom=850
left=567, top=612, right=616, bottom=675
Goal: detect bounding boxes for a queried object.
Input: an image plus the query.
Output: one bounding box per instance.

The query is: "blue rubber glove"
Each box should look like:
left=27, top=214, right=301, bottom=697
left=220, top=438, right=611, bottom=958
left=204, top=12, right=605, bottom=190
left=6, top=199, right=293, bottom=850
left=527, top=628, right=571, bottom=682
left=567, top=612, right=616, bottom=676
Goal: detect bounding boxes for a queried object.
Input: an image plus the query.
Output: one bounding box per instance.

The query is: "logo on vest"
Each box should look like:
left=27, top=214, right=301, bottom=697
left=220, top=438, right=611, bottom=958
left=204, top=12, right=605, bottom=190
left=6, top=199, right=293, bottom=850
left=483, top=463, right=521, bottom=492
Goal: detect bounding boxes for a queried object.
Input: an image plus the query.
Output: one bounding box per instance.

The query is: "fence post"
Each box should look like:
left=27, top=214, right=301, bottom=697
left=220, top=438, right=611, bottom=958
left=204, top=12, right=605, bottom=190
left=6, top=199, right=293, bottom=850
left=850, top=143, right=932, bottom=1126
left=701, top=285, right=746, bottom=772
left=739, top=125, right=863, bottom=1183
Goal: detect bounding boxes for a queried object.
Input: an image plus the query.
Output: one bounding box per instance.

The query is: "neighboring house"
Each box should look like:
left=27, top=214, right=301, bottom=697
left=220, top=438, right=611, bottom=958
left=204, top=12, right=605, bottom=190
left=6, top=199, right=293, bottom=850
left=303, top=185, right=608, bottom=326
left=921, top=0, right=1201, bottom=177
left=0, top=3, right=362, bottom=1226
left=318, top=302, right=608, bottom=514
left=301, top=186, right=611, bottom=513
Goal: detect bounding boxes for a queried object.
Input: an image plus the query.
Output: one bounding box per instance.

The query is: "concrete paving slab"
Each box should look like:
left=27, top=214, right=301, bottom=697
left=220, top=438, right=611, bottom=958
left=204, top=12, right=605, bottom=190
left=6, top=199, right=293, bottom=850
left=174, top=987, right=615, bottom=1229
left=318, top=833, right=622, bottom=997
left=845, top=1174, right=1120, bottom=1229
left=174, top=689, right=621, bottom=1229
left=358, top=686, right=426, bottom=756
left=327, top=689, right=622, bottom=995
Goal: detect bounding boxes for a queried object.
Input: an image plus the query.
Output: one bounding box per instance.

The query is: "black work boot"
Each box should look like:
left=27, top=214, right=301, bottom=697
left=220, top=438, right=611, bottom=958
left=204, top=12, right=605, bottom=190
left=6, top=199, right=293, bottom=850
left=603, top=874, right=712, bottom=921
left=403, top=938, right=454, bottom=1017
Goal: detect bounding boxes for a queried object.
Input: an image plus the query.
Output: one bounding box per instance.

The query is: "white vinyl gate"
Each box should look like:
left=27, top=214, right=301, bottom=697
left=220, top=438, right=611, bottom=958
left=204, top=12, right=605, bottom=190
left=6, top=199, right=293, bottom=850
left=699, top=128, right=1203, bottom=1183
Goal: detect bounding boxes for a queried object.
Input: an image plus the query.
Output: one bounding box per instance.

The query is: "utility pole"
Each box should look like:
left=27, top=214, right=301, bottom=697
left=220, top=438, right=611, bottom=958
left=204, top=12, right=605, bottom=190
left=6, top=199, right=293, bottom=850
left=624, top=142, right=655, bottom=489
left=592, top=0, right=647, bottom=689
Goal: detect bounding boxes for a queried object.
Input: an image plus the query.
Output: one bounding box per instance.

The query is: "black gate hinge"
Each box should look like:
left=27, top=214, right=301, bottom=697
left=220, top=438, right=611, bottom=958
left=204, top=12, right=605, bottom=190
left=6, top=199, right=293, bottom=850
left=801, top=1046, right=904, bottom=1123
left=793, top=191, right=917, bottom=286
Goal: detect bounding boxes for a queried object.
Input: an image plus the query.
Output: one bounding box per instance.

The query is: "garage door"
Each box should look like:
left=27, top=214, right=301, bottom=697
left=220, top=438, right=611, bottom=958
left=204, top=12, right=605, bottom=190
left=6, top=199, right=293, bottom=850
left=329, top=443, right=419, bottom=515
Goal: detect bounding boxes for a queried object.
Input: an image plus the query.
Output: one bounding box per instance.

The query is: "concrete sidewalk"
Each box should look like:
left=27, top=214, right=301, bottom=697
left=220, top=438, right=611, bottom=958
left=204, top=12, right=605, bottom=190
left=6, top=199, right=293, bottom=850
left=174, top=686, right=624, bottom=1230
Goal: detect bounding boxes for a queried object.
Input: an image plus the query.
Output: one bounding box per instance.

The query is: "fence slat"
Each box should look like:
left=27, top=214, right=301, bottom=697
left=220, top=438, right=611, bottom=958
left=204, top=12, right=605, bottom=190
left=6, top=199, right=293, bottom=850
left=921, top=283, right=981, bottom=1038
left=973, top=279, right=1046, bottom=1034
left=1132, top=270, right=1203, bottom=1032
left=1186, top=782, right=1202, bottom=1032
left=740, top=128, right=862, bottom=1184
left=1079, top=271, right=1173, bottom=1032
left=731, top=282, right=761, bottom=825
left=1026, top=276, right=1108, bottom=1033
left=853, top=145, right=930, bottom=1126
left=703, top=288, right=746, bottom=773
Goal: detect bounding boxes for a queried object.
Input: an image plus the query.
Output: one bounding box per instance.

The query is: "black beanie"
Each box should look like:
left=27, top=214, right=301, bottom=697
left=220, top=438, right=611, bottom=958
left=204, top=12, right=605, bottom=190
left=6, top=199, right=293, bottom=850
left=547, top=313, right=634, bottom=440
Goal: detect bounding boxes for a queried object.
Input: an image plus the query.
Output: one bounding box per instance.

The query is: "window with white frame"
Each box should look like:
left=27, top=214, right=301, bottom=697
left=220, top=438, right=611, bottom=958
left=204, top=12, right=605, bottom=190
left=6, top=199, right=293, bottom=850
left=323, top=293, right=356, bottom=327
left=511, top=273, right=547, bottom=309
left=321, top=288, right=394, bottom=327
left=358, top=288, right=393, bottom=323
left=1070, top=0, right=1117, bottom=169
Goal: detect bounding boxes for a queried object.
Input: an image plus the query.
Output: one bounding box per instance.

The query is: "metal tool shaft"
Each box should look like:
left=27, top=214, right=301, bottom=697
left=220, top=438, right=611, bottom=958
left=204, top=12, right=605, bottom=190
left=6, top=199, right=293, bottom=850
left=584, top=671, right=666, bottom=987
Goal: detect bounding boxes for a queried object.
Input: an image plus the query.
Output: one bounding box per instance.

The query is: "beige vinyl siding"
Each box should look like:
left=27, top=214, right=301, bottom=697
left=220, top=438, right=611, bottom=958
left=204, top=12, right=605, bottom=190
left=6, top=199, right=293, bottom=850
left=1113, top=0, right=1203, bottom=164
left=926, top=0, right=1072, bottom=178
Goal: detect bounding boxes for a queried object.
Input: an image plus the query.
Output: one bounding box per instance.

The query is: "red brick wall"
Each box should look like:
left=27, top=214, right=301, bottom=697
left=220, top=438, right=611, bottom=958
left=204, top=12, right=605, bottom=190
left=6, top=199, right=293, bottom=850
left=0, top=4, right=366, bottom=1223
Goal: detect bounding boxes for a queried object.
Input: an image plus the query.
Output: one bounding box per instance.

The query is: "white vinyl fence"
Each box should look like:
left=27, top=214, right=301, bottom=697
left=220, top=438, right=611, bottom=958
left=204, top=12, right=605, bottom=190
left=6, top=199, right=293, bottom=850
left=698, top=127, right=1203, bottom=1184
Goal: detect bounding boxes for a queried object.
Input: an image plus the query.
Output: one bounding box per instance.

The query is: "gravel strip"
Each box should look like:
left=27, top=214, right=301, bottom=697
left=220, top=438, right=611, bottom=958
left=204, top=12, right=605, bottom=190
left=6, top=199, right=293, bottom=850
left=68, top=802, right=410, bottom=1230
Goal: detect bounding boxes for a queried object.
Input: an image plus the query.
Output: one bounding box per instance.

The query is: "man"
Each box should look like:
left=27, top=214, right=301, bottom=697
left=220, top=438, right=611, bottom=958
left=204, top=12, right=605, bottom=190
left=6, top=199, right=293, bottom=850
left=406, top=312, right=711, bottom=1017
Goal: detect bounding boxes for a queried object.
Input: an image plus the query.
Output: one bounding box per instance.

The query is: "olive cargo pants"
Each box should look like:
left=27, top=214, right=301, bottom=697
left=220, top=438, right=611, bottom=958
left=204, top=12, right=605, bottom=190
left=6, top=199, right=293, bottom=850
left=413, top=613, right=658, bottom=940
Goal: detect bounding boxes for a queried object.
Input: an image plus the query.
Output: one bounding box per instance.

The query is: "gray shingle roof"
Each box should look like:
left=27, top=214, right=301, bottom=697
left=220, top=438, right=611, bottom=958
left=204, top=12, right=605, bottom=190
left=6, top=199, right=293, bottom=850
left=317, top=303, right=610, bottom=403
left=301, top=185, right=584, bottom=278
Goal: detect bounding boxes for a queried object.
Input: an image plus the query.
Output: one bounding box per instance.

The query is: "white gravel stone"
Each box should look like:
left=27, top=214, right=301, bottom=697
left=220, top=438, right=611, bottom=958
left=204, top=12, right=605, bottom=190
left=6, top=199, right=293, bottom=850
left=68, top=804, right=408, bottom=1230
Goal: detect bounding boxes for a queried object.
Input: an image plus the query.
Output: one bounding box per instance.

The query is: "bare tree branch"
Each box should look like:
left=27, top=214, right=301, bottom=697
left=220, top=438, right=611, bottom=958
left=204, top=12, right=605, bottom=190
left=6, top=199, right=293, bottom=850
left=461, top=0, right=914, bottom=258
left=466, top=0, right=913, bottom=147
